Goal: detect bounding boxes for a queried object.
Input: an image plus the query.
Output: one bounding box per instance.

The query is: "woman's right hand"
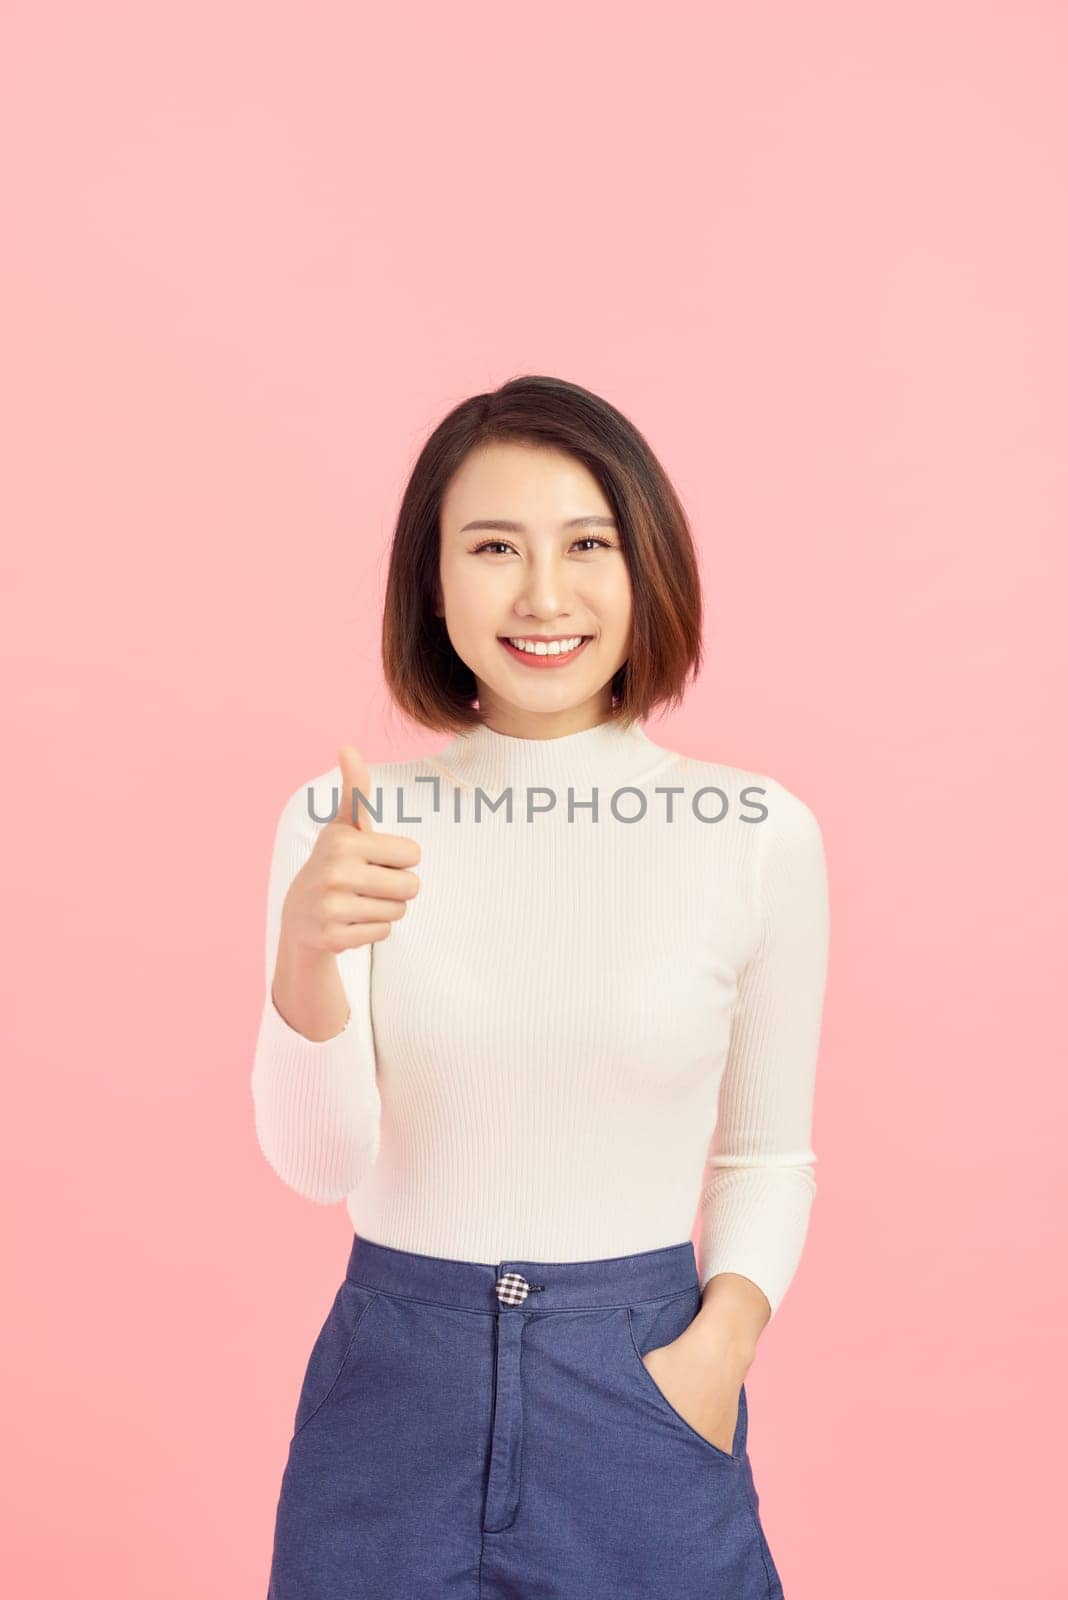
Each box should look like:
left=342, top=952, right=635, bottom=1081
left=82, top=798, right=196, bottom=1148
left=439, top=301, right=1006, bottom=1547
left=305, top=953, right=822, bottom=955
left=280, top=742, right=422, bottom=960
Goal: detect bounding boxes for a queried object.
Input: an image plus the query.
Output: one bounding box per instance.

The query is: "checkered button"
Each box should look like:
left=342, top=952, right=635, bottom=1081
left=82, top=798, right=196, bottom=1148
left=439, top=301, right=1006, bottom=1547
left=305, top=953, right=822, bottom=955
left=495, top=1272, right=532, bottom=1306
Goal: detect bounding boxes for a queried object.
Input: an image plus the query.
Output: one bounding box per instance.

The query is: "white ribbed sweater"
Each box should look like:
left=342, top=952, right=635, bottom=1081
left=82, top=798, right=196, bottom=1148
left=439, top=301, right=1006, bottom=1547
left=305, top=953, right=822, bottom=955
left=251, top=718, right=830, bottom=1320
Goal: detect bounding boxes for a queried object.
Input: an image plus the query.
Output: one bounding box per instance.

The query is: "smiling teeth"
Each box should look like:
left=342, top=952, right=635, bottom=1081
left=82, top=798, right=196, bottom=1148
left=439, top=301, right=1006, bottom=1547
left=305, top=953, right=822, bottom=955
left=506, top=636, right=586, bottom=656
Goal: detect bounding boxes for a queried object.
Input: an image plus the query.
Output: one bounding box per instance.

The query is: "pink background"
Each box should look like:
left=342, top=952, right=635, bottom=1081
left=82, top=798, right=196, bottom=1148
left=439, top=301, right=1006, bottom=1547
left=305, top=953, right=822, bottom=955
left=3, top=2, right=1065, bottom=1594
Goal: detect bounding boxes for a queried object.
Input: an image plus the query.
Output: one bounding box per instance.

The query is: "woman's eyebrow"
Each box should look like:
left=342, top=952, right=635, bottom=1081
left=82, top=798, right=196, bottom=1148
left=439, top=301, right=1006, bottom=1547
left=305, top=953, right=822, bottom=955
left=458, top=516, right=618, bottom=533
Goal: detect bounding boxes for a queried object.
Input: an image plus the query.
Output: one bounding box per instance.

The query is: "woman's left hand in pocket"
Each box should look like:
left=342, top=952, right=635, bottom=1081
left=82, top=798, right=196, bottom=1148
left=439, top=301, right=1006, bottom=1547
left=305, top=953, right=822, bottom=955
left=642, top=1329, right=750, bottom=1455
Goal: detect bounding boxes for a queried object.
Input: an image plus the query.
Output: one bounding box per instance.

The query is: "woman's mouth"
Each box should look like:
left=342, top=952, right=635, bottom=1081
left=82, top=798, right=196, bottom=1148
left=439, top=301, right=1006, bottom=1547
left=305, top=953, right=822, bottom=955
left=498, top=634, right=593, bottom=668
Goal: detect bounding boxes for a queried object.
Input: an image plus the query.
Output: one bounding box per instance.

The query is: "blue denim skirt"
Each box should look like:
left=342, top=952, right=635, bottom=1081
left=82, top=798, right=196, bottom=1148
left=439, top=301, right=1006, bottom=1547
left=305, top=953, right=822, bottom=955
left=266, top=1234, right=784, bottom=1599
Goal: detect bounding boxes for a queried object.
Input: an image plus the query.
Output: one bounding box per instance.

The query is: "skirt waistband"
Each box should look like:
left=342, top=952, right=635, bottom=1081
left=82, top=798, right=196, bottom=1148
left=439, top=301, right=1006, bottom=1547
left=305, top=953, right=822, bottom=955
left=344, top=1234, right=700, bottom=1312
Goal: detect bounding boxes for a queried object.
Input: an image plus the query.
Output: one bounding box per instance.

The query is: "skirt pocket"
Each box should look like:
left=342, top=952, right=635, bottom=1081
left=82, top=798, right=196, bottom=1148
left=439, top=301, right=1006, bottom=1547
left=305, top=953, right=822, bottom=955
left=291, top=1279, right=379, bottom=1441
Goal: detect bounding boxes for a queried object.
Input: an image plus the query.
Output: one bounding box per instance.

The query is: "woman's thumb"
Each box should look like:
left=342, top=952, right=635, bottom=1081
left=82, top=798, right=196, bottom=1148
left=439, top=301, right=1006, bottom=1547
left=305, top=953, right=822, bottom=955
left=337, top=743, right=374, bottom=831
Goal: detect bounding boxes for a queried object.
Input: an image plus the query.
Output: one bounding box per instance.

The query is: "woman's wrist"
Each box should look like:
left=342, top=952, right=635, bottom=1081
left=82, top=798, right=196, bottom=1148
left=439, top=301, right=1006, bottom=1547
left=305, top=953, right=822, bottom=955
left=272, top=929, right=349, bottom=1042
left=690, top=1271, right=770, bottom=1369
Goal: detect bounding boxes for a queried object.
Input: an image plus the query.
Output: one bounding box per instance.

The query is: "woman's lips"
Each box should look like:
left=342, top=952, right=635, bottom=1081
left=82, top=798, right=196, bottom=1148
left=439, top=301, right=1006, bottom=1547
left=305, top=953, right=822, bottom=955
left=498, top=636, right=593, bottom=668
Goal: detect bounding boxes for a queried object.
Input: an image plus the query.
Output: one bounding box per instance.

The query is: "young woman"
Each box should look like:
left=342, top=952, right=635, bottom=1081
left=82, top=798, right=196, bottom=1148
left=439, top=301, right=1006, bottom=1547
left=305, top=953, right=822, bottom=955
left=252, top=374, right=830, bottom=1600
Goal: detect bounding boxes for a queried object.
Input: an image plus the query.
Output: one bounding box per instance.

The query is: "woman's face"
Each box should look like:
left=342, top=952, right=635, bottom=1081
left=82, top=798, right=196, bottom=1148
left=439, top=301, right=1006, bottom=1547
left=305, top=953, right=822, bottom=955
left=436, top=442, right=633, bottom=734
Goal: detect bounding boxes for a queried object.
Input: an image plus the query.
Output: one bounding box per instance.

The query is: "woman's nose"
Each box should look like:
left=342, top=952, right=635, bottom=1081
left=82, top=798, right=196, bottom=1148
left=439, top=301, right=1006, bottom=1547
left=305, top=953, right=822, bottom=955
left=513, top=562, right=573, bottom=613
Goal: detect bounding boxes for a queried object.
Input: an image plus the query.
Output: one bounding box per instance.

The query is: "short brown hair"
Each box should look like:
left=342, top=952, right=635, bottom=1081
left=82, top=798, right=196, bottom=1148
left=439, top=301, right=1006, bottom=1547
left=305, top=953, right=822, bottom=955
left=382, top=374, right=703, bottom=734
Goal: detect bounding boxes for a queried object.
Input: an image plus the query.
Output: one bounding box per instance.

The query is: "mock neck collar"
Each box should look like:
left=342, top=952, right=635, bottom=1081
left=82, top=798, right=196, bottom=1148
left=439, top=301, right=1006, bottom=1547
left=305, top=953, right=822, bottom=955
left=430, top=716, right=672, bottom=794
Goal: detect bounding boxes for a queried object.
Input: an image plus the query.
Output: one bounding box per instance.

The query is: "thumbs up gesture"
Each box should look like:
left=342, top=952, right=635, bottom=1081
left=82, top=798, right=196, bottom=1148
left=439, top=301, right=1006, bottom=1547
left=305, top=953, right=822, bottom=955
left=280, top=743, right=422, bottom=958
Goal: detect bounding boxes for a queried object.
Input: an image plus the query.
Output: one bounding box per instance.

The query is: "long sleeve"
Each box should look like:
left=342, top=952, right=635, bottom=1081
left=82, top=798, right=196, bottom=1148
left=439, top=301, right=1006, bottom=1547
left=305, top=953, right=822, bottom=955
left=696, top=778, right=831, bottom=1320
left=250, top=773, right=382, bottom=1203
